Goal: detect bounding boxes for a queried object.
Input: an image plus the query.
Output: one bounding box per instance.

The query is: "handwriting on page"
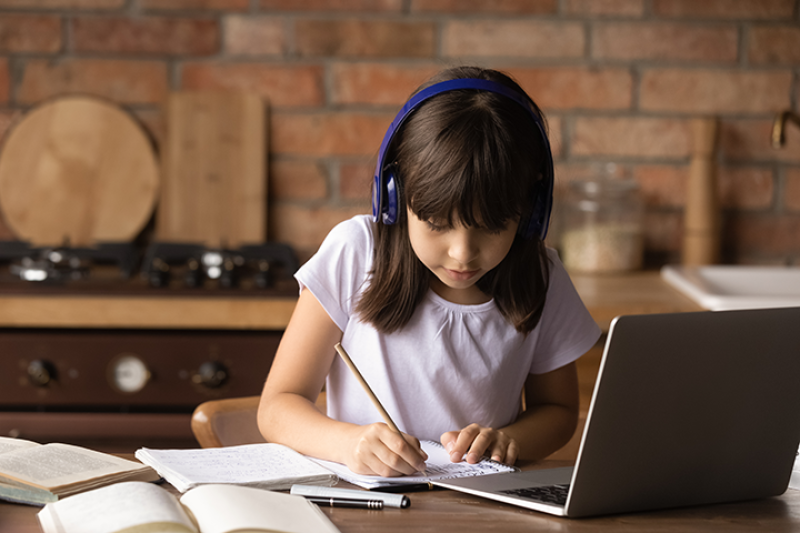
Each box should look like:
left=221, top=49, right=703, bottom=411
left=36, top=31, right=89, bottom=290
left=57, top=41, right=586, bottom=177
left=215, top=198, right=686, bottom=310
left=142, top=444, right=331, bottom=483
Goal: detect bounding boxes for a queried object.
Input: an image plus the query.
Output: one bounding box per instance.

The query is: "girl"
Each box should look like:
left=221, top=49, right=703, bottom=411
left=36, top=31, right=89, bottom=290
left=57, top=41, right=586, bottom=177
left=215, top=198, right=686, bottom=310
left=258, top=66, right=601, bottom=477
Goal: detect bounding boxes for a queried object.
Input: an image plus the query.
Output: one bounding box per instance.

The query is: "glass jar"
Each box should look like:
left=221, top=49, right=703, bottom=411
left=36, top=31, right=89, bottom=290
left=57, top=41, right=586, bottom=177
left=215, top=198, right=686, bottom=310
left=560, top=177, right=644, bottom=273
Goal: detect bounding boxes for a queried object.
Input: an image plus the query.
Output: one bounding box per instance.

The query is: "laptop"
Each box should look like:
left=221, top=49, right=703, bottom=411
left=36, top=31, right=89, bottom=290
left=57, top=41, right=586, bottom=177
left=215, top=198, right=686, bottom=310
left=435, top=307, right=800, bottom=518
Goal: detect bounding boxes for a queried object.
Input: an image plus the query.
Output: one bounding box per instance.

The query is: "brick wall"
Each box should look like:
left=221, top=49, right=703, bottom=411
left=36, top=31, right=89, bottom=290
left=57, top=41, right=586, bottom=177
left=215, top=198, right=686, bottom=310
left=1, top=0, right=799, bottom=265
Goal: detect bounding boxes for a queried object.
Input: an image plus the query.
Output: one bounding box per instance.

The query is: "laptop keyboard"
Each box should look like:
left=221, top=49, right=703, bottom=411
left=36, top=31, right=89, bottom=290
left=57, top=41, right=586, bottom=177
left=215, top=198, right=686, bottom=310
left=500, top=484, right=570, bottom=506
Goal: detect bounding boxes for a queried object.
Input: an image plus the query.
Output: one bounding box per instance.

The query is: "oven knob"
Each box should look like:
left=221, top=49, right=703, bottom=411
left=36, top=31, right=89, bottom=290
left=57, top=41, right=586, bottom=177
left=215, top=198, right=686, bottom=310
left=110, top=355, right=151, bottom=394
left=193, top=361, right=228, bottom=388
left=28, top=359, right=56, bottom=386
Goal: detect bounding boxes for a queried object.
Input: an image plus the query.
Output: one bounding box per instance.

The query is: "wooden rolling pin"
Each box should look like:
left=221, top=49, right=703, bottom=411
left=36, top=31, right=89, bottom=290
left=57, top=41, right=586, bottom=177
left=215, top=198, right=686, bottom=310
left=682, top=117, right=720, bottom=266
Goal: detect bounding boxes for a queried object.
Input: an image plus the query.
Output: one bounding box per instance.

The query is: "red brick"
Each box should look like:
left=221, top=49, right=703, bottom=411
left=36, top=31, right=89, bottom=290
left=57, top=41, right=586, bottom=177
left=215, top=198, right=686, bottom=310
left=593, top=22, right=737, bottom=62
left=72, top=17, right=218, bottom=56
left=18, top=59, right=168, bottom=105
left=260, top=0, right=401, bottom=10
left=633, top=136, right=784, bottom=211
left=224, top=16, right=286, bottom=56
left=410, top=0, right=556, bottom=14
left=554, top=162, right=629, bottom=191
left=0, top=0, right=122, bottom=8
left=443, top=20, right=584, bottom=59
left=510, top=67, right=632, bottom=110
left=0, top=58, right=8, bottom=104
left=640, top=69, right=791, bottom=114
left=0, top=15, right=61, bottom=53
left=180, top=64, right=324, bottom=108
left=720, top=119, right=800, bottom=164
left=340, top=160, right=373, bottom=200
left=632, top=165, right=687, bottom=208
left=547, top=116, right=563, bottom=158
left=633, top=165, right=774, bottom=210
left=269, top=204, right=365, bottom=257
left=295, top=19, right=435, bottom=58
left=748, top=26, right=800, bottom=65
left=565, top=0, right=644, bottom=17
left=331, top=63, right=440, bottom=105
left=718, top=167, right=775, bottom=209
left=572, top=117, right=690, bottom=158
left=270, top=160, right=328, bottom=201
left=653, top=0, right=795, bottom=19
left=271, top=111, right=391, bottom=157
left=786, top=168, right=800, bottom=212
left=141, top=0, right=247, bottom=10
left=728, top=213, right=800, bottom=256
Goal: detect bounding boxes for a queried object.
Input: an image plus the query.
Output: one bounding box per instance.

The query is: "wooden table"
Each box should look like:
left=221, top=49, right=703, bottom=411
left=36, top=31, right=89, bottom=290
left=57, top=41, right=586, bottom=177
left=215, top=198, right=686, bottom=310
left=4, top=462, right=800, bottom=533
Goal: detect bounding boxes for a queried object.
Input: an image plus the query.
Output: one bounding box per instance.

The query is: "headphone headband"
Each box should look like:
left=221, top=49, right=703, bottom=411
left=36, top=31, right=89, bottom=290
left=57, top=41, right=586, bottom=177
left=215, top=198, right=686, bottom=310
left=372, top=78, right=554, bottom=240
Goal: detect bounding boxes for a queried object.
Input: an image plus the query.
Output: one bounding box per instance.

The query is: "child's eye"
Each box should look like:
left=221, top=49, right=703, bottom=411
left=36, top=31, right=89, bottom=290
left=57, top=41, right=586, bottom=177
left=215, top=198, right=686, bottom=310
left=426, top=220, right=447, bottom=232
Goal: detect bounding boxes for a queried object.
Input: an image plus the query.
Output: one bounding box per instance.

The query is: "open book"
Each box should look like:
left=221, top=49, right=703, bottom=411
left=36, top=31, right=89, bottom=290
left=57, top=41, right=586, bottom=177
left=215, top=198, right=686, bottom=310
left=0, top=436, right=159, bottom=506
left=136, top=440, right=515, bottom=492
left=38, top=481, right=341, bottom=533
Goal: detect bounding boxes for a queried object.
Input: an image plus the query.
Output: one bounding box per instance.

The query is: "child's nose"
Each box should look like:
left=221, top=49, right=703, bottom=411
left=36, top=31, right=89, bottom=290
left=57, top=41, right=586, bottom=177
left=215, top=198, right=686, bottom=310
left=448, top=229, right=479, bottom=265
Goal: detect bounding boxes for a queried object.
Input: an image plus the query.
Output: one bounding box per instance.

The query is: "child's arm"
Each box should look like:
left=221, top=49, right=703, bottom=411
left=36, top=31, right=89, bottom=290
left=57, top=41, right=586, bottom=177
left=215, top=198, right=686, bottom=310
left=258, top=289, right=428, bottom=477
left=440, top=361, right=580, bottom=465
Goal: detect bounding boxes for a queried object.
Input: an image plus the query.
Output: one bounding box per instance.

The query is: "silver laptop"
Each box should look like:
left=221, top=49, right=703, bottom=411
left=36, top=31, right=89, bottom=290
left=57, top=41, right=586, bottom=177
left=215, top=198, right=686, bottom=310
left=435, top=307, right=800, bottom=517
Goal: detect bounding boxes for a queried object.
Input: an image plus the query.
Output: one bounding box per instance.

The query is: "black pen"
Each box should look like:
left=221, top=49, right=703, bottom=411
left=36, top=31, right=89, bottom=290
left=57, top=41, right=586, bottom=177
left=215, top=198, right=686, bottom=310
left=372, top=482, right=437, bottom=493
left=305, top=496, right=384, bottom=509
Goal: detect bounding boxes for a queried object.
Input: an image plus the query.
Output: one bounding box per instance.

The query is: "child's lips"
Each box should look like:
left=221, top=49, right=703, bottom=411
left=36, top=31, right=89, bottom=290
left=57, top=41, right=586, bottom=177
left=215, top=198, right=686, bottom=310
left=445, top=268, right=480, bottom=281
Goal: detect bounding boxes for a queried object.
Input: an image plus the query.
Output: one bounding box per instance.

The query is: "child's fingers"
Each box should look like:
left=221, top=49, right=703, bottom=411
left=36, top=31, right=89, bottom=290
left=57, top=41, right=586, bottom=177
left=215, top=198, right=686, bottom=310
left=464, top=427, right=495, bottom=464
left=443, top=423, right=482, bottom=463
left=352, top=424, right=427, bottom=477
left=442, top=424, right=518, bottom=465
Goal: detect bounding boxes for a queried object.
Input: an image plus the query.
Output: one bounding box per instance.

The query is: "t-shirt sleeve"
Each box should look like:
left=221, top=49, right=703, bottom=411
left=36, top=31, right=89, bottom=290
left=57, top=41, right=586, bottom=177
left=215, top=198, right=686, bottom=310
left=293, top=216, right=373, bottom=332
left=528, top=249, right=602, bottom=375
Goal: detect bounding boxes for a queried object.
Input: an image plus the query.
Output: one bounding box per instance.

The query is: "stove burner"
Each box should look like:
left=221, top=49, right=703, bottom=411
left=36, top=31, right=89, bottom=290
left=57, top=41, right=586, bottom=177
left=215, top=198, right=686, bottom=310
left=0, top=242, right=139, bottom=282
left=142, top=242, right=298, bottom=289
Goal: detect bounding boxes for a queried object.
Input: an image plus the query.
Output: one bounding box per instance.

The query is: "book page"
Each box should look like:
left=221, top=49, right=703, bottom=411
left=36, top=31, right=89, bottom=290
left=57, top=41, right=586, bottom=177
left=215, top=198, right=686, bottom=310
left=135, top=443, right=336, bottom=492
left=311, top=440, right=516, bottom=488
left=0, top=443, right=151, bottom=491
left=181, top=484, right=340, bottom=533
left=0, top=437, right=40, bottom=455
left=37, top=481, right=196, bottom=533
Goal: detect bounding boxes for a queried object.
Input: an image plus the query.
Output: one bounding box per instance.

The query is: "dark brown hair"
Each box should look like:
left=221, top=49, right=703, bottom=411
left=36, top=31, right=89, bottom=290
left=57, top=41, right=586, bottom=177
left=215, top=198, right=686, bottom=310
left=356, top=66, right=551, bottom=334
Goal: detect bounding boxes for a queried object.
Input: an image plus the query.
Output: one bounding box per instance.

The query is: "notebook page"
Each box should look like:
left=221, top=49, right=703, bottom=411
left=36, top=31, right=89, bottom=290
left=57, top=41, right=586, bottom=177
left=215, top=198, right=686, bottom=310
left=135, top=444, right=336, bottom=492
left=309, top=440, right=516, bottom=488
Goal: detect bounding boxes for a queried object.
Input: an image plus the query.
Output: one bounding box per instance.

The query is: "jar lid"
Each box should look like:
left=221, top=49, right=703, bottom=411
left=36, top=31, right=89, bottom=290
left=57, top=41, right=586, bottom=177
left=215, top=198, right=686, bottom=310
left=568, top=177, right=639, bottom=197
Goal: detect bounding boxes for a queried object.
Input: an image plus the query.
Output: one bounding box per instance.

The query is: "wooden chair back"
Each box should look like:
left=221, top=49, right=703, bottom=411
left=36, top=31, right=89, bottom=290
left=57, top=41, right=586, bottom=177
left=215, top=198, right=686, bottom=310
left=191, top=394, right=326, bottom=448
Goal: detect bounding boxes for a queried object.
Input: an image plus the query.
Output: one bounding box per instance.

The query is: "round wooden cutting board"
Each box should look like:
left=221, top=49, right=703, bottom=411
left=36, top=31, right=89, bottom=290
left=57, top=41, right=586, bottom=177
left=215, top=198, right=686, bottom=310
left=0, top=96, right=160, bottom=247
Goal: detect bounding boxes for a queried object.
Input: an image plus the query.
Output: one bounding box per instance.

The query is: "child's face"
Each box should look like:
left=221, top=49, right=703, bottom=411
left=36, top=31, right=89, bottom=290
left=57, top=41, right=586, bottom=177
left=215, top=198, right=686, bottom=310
left=407, top=207, right=518, bottom=305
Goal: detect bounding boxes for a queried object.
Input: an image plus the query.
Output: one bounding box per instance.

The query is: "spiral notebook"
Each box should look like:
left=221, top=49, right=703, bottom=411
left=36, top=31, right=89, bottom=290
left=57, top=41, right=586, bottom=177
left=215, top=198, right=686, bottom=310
left=310, top=440, right=516, bottom=490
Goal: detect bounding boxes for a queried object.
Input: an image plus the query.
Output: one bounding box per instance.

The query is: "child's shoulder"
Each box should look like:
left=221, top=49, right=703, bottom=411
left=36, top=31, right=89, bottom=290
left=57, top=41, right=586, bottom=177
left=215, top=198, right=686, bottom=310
left=325, top=214, right=375, bottom=246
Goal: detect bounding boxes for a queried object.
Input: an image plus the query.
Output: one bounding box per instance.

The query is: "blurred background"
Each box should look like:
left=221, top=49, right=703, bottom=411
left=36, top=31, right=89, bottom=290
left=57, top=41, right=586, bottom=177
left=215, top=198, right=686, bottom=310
left=1, top=0, right=798, bottom=265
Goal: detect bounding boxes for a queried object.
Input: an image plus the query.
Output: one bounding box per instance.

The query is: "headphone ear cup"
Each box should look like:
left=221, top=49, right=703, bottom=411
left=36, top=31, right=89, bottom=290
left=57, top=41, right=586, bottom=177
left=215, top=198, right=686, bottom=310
left=371, top=173, right=383, bottom=223
left=383, top=166, right=399, bottom=225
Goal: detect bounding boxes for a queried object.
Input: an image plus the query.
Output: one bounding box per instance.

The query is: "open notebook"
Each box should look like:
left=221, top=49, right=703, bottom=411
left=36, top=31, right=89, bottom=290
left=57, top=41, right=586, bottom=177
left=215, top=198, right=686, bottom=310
left=311, top=440, right=516, bottom=490
left=136, top=440, right=514, bottom=493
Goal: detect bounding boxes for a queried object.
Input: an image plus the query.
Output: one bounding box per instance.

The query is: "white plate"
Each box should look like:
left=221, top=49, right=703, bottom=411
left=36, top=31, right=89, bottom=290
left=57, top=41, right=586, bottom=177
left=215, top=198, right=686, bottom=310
left=661, top=265, right=800, bottom=311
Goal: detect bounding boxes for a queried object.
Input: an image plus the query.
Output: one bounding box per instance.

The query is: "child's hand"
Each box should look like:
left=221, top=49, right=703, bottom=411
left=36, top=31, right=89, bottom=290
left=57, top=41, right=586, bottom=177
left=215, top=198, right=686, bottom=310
left=441, top=424, right=519, bottom=465
left=345, top=423, right=429, bottom=477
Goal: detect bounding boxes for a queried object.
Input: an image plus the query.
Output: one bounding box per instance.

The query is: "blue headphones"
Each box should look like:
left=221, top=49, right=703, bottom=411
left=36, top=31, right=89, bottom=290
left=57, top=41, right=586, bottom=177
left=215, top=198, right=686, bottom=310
left=371, top=78, right=554, bottom=240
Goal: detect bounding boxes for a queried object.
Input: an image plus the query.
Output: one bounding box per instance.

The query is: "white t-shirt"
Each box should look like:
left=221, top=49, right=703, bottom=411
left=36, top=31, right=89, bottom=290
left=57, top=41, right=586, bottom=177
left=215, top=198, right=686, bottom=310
left=296, top=215, right=601, bottom=442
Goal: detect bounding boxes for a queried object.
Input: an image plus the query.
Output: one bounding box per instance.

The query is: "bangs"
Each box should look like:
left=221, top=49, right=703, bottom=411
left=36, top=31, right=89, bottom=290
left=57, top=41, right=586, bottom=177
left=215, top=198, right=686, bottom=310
left=399, top=91, right=541, bottom=232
